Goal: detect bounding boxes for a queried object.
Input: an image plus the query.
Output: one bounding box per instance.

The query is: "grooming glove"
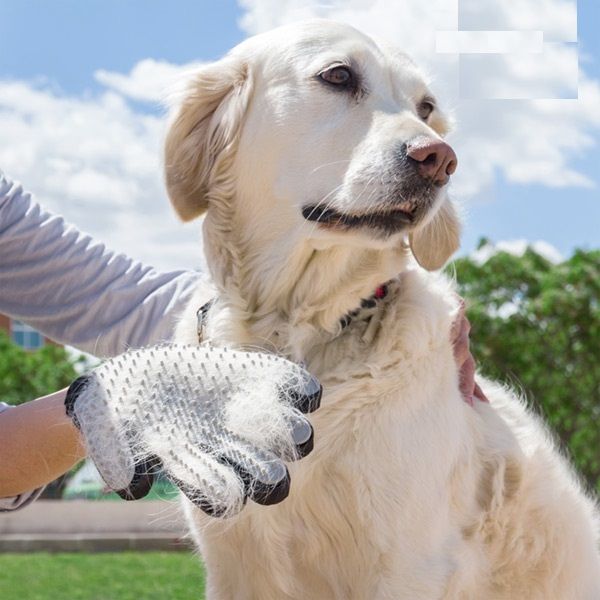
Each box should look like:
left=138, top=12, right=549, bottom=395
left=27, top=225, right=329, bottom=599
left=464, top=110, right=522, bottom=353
left=65, top=344, right=321, bottom=516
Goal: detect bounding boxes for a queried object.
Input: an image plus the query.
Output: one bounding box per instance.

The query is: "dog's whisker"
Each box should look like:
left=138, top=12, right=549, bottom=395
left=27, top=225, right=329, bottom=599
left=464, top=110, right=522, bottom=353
left=309, top=159, right=352, bottom=175
left=307, top=183, right=346, bottom=213
left=300, top=183, right=347, bottom=237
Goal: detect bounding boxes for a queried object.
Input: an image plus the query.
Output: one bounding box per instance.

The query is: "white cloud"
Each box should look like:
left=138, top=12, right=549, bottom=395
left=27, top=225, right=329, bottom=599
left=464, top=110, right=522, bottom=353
left=238, top=0, right=600, bottom=200
left=469, top=236, right=564, bottom=321
left=0, top=77, right=204, bottom=272
left=95, top=59, right=202, bottom=104
left=471, top=239, right=564, bottom=264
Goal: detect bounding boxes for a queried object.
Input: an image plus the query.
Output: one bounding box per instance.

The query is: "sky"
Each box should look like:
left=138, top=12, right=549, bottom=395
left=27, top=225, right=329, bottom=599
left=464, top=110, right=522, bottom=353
left=0, top=0, right=598, bottom=271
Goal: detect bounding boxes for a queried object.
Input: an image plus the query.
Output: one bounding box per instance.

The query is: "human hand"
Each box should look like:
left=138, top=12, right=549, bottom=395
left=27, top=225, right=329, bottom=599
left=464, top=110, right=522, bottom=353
left=65, top=344, right=321, bottom=517
left=452, top=300, right=488, bottom=406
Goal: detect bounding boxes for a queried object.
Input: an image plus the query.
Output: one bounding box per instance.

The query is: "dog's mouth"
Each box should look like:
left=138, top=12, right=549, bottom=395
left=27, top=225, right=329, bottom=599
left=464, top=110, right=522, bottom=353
left=302, top=202, right=417, bottom=235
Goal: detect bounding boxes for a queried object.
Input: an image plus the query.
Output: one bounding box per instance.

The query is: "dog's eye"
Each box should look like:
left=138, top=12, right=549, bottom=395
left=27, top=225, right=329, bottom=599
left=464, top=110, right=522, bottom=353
left=319, top=65, right=354, bottom=88
left=417, top=99, right=435, bottom=121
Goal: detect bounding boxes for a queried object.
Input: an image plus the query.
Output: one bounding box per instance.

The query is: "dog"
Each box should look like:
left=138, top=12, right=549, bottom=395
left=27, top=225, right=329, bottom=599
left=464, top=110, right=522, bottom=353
left=164, top=20, right=600, bottom=600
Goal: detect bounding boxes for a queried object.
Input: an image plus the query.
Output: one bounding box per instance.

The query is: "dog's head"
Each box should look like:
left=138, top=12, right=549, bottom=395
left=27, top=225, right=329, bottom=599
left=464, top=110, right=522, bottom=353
left=165, top=20, right=460, bottom=294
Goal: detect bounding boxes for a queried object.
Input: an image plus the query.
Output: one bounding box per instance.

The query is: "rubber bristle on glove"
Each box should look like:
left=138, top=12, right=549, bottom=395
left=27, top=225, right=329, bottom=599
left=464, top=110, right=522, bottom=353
left=65, top=344, right=321, bottom=517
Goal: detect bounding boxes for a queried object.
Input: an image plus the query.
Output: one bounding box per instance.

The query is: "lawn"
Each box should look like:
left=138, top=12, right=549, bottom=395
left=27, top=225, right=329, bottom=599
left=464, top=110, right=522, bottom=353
left=0, top=552, right=205, bottom=600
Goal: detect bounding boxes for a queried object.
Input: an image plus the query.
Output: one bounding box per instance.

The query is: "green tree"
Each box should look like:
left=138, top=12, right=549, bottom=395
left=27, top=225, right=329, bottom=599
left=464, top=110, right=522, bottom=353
left=0, top=332, right=89, bottom=497
left=0, top=330, right=84, bottom=406
left=451, top=244, right=600, bottom=493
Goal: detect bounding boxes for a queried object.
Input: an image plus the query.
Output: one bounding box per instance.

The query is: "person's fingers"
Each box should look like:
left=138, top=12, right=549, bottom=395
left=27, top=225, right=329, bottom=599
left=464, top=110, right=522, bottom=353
left=451, top=304, right=469, bottom=340
left=451, top=297, right=466, bottom=337
left=473, top=382, right=489, bottom=404
left=453, top=317, right=472, bottom=365
left=450, top=302, right=489, bottom=405
left=459, top=354, right=476, bottom=402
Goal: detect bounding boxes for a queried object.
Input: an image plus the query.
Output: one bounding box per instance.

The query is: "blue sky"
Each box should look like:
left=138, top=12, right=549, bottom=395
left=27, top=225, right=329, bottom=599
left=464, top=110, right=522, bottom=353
left=0, top=0, right=598, bottom=269
left=463, top=0, right=600, bottom=255
left=0, top=1, right=244, bottom=96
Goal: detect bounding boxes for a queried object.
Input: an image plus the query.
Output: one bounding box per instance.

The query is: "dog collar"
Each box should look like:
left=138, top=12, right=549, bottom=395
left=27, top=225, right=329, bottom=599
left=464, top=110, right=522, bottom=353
left=196, top=299, right=215, bottom=344
left=196, top=283, right=485, bottom=408
left=339, top=283, right=390, bottom=331
left=196, top=283, right=391, bottom=344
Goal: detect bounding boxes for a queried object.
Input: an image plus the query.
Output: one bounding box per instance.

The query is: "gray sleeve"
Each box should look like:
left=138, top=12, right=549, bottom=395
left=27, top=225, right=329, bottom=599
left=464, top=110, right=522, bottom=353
left=0, top=172, right=207, bottom=357
left=0, top=486, right=43, bottom=512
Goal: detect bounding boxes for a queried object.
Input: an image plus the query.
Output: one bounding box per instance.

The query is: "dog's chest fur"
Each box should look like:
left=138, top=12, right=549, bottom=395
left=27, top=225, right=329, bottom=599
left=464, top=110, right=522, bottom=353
left=178, top=271, right=481, bottom=599
left=176, top=266, right=600, bottom=600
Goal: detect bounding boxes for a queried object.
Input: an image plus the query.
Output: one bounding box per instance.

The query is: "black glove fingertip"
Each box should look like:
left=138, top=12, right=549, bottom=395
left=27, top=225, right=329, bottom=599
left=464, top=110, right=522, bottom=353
left=292, top=419, right=314, bottom=459
left=169, top=474, right=246, bottom=518
left=224, top=456, right=291, bottom=507
left=196, top=494, right=247, bottom=518
left=287, top=378, right=322, bottom=414
left=247, top=465, right=291, bottom=506
left=115, top=454, right=162, bottom=501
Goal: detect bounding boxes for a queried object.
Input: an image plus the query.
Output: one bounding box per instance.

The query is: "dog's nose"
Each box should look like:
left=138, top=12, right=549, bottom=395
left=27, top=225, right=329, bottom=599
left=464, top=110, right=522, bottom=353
left=406, top=138, right=458, bottom=187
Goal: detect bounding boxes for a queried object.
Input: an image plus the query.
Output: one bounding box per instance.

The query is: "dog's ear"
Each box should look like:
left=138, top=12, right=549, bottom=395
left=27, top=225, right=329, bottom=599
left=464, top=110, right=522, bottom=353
left=409, top=200, right=461, bottom=271
left=164, top=55, right=252, bottom=221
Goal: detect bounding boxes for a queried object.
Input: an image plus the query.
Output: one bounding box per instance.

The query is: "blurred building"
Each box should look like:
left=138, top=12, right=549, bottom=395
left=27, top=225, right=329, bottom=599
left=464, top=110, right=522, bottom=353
left=0, top=313, right=59, bottom=350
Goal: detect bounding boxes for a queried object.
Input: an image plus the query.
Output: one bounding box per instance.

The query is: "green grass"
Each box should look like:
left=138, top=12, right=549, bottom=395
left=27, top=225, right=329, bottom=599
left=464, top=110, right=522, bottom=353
left=0, top=552, right=205, bottom=600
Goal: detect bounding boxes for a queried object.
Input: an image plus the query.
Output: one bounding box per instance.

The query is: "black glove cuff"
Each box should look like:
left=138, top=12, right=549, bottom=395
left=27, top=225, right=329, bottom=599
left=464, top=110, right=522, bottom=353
left=64, top=375, right=91, bottom=430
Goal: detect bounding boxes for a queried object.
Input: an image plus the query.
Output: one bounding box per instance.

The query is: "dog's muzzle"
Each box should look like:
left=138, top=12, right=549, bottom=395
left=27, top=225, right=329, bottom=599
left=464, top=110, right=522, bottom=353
left=301, top=136, right=457, bottom=236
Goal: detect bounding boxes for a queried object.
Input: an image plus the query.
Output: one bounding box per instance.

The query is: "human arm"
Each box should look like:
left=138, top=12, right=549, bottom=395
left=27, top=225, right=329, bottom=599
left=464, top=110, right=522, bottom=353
left=0, top=171, right=204, bottom=357
left=0, top=390, right=85, bottom=498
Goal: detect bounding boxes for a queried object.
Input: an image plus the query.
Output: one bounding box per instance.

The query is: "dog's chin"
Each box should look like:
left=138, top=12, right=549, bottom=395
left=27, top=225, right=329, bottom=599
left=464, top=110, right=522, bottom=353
left=302, top=203, right=420, bottom=238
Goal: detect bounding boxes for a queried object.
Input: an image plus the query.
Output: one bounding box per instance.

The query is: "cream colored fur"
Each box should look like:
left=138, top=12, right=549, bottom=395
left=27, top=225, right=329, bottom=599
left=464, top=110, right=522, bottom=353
left=166, top=20, right=600, bottom=600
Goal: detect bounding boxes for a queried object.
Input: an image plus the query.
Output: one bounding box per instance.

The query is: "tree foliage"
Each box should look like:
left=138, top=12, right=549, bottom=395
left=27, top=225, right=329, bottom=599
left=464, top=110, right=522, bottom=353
left=451, top=243, right=600, bottom=493
left=0, top=331, right=83, bottom=405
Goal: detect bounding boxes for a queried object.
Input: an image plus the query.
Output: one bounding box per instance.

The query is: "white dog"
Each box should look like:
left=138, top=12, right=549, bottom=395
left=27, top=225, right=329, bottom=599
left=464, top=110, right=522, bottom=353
left=165, top=20, right=600, bottom=600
